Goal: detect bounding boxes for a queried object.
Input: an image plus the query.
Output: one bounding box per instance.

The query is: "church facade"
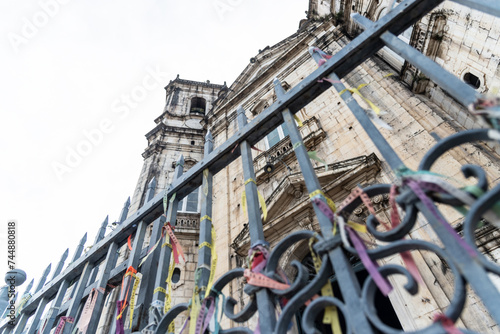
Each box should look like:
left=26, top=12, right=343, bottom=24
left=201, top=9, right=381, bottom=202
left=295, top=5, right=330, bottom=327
left=90, top=0, right=500, bottom=333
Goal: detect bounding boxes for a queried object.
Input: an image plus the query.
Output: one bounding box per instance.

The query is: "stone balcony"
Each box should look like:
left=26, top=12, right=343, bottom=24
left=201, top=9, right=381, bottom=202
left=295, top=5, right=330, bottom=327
left=253, top=116, right=326, bottom=184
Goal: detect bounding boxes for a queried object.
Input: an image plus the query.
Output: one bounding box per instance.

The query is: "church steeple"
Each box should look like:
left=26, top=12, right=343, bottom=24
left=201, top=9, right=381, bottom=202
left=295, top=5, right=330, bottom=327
left=128, top=76, right=224, bottom=215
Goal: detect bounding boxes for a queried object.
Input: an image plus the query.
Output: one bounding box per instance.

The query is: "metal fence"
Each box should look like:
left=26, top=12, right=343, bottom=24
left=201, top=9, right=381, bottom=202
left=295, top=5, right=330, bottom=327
left=3, top=0, right=500, bottom=333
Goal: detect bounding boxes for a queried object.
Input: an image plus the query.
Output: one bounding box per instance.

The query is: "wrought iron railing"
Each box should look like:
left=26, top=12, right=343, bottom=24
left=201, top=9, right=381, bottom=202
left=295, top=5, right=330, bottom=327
left=3, top=0, right=500, bottom=333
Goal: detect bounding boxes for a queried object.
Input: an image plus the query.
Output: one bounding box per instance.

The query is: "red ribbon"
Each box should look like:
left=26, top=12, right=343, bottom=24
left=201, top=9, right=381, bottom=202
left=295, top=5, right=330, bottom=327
left=434, top=313, right=462, bottom=334
left=166, top=223, right=185, bottom=264
left=127, top=234, right=133, bottom=251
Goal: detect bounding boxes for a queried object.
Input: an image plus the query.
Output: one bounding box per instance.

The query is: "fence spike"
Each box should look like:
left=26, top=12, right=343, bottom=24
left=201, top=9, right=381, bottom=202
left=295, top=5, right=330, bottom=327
left=71, top=232, right=87, bottom=262
left=23, top=279, right=34, bottom=295
left=51, top=248, right=69, bottom=280
left=176, top=154, right=185, bottom=166
left=94, top=216, right=109, bottom=243
left=118, top=197, right=131, bottom=223
left=145, top=177, right=157, bottom=203
left=206, top=129, right=213, bottom=142
left=34, top=264, right=52, bottom=294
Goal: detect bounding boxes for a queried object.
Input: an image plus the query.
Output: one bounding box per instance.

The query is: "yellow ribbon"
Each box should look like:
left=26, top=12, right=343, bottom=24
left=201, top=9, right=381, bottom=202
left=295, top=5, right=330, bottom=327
left=164, top=262, right=175, bottom=314
left=162, top=242, right=172, bottom=249
left=309, top=238, right=342, bottom=334
left=339, top=84, right=381, bottom=115
left=139, top=237, right=162, bottom=268
left=338, top=74, right=393, bottom=115
left=165, top=262, right=175, bottom=333
left=241, top=179, right=268, bottom=221
left=347, top=221, right=367, bottom=233
left=200, top=215, right=212, bottom=222
left=154, top=287, right=166, bottom=294
left=205, top=226, right=217, bottom=298
left=294, top=114, right=304, bottom=127
left=129, top=273, right=142, bottom=329
left=310, top=190, right=338, bottom=243
left=199, top=242, right=211, bottom=250
left=189, top=271, right=202, bottom=334
left=309, top=190, right=336, bottom=212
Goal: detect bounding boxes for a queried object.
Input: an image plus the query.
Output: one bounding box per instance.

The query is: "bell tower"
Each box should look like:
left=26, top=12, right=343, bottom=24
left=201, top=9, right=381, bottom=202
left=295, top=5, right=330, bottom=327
left=129, top=76, right=226, bottom=215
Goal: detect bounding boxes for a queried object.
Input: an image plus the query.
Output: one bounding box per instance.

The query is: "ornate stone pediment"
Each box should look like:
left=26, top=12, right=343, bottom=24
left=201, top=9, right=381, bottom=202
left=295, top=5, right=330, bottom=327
left=231, top=153, right=381, bottom=256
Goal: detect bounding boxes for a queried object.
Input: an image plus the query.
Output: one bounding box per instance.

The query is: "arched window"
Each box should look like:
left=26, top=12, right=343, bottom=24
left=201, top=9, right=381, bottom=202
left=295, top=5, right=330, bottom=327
left=190, top=97, right=206, bottom=115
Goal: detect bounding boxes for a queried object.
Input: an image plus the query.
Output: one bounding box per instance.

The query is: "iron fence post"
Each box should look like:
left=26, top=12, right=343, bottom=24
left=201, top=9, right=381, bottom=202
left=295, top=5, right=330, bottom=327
left=12, top=264, right=51, bottom=334
left=40, top=233, right=87, bottom=334
left=134, top=216, right=165, bottom=331
left=25, top=249, right=68, bottom=334
left=88, top=217, right=110, bottom=286
left=196, top=131, right=214, bottom=293
left=275, top=79, right=376, bottom=333
left=83, top=242, right=119, bottom=334
left=237, top=106, right=277, bottom=331
left=147, top=155, right=184, bottom=330
left=60, top=262, right=93, bottom=334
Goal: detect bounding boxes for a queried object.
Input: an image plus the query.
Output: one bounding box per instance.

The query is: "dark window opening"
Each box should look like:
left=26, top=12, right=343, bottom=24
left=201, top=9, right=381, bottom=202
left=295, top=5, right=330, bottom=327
left=172, top=268, right=181, bottom=284
left=190, top=97, right=206, bottom=115
left=295, top=254, right=403, bottom=333
left=191, top=140, right=195, bottom=145
left=464, top=72, right=481, bottom=89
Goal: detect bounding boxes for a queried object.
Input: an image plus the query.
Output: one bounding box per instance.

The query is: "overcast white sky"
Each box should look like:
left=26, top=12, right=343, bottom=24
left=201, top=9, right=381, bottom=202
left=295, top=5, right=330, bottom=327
left=0, top=0, right=307, bottom=294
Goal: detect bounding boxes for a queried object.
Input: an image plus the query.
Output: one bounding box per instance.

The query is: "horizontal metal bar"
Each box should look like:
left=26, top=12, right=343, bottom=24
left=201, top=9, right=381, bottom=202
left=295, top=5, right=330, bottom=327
left=352, top=13, right=479, bottom=107
left=451, top=0, right=500, bottom=17
left=21, top=244, right=148, bottom=315
left=21, top=0, right=446, bottom=319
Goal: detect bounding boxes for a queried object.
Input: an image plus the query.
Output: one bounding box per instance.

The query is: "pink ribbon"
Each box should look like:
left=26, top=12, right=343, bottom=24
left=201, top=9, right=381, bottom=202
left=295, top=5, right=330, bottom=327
left=406, top=180, right=476, bottom=257
left=434, top=313, right=462, bottom=333
left=347, top=227, right=393, bottom=296
left=54, top=316, right=74, bottom=334
left=389, top=185, right=423, bottom=284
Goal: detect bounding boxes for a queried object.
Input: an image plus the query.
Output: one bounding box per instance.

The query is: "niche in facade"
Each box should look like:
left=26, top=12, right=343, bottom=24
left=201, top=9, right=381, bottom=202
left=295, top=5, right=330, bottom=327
left=190, top=97, right=206, bottom=115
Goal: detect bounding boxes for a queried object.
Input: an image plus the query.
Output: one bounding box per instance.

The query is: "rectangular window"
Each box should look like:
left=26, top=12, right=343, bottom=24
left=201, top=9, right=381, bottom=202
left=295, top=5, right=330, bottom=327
left=264, top=125, right=289, bottom=149
left=177, top=187, right=200, bottom=213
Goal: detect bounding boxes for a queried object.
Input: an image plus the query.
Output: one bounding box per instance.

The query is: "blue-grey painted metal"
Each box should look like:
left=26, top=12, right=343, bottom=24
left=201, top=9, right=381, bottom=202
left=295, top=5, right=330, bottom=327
left=88, top=217, right=110, bottom=286
left=145, top=155, right=184, bottom=333
left=15, top=2, right=453, bottom=320
left=12, top=264, right=52, bottom=334
left=119, top=197, right=131, bottom=224
left=71, top=233, right=88, bottom=264
left=25, top=249, right=68, bottom=334
left=61, top=262, right=93, bottom=334
left=275, top=78, right=375, bottom=333
left=84, top=241, right=119, bottom=334
left=11, top=0, right=500, bottom=333
left=196, top=131, right=214, bottom=294
left=352, top=14, right=479, bottom=108
left=51, top=249, right=69, bottom=281
left=134, top=216, right=165, bottom=331
left=237, top=106, right=277, bottom=332
left=115, top=218, right=147, bottom=333
left=145, top=177, right=157, bottom=203
left=40, top=234, right=87, bottom=334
